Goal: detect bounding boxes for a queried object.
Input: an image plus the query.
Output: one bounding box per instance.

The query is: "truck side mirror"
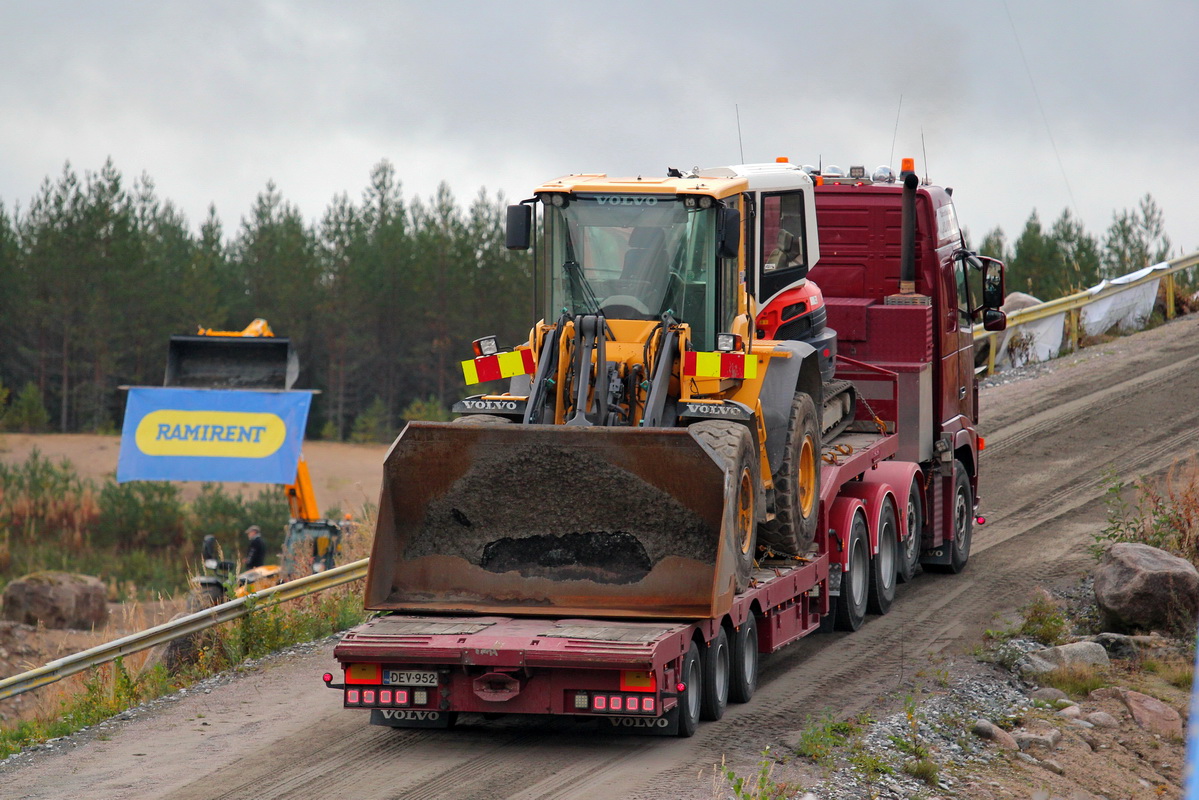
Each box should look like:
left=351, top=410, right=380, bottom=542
left=506, top=204, right=532, bottom=251
left=717, top=206, right=740, bottom=259
left=982, top=308, right=1007, bottom=332
left=980, top=257, right=1005, bottom=310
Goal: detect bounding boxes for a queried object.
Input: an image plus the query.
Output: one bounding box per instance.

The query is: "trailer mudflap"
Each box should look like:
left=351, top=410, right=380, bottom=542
left=370, top=708, right=455, bottom=729
left=367, top=422, right=740, bottom=620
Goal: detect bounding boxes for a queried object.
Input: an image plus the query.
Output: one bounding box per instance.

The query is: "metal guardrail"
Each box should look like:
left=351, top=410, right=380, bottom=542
left=0, top=558, right=369, bottom=702
left=973, top=250, right=1199, bottom=376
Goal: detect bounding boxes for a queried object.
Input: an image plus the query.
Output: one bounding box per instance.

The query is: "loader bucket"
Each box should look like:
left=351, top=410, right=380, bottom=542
left=366, top=422, right=742, bottom=620
left=164, top=335, right=299, bottom=390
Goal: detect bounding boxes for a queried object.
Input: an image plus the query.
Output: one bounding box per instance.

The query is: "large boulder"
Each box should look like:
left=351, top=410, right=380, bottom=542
left=1093, top=543, right=1199, bottom=633
left=1, top=572, right=109, bottom=630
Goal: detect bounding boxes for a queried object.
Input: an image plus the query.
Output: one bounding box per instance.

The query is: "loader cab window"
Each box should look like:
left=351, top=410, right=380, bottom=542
left=758, top=191, right=810, bottom=304
left=543, top=193, right=725, bottom=350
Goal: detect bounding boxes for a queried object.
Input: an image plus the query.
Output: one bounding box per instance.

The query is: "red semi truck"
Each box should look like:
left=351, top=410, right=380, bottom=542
left=324, top=160, right=1006, bottom=736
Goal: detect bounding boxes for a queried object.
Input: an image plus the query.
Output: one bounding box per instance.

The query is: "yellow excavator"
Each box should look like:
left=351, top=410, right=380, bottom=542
left=169, top=319, right=343, bottom=608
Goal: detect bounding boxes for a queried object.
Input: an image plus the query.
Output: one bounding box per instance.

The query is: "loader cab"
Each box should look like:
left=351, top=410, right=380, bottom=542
left=532, top=189, right=742, bottom=351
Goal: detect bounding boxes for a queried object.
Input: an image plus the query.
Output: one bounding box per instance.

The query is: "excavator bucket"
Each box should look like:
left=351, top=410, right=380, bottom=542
left=164, top=335, right=299, bottom=390
left=366, top=422, right=742, bottom=620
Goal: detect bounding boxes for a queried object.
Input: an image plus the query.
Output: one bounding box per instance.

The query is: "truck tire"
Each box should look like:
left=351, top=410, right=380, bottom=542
left=833, top=511, right=869, bottom=632
left=759, top=392, right=820, bottom=555
left=867, top=501, right=898, bottom=615
left=699, top=627, right=730, bottom=721
left=897, top=478, right=924, bottom=584
left=688, top=421, right=759, bottom=593
left=948, top=460, right=973, bottom=573
left=452, top=414, right=512, bottom=425
left=729, top=615, right=758, bottom=704
left=677, top=640, right=703, bottom=738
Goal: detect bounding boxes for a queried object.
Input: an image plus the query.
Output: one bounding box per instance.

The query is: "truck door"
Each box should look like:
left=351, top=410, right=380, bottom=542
left=952, top=259, right=975, bottom=422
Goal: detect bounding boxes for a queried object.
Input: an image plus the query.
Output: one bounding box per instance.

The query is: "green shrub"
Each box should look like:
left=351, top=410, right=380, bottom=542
left=2, top=382, right=50, bottom=432
left=402, top=395, right=451, bottom=423
left=96, top=481, right=187, bottom=550
left=350, top=397, right=393, bottom=443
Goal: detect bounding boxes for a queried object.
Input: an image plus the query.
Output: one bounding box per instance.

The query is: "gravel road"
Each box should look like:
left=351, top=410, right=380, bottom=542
left=4, top=314, right=1197, bottom=800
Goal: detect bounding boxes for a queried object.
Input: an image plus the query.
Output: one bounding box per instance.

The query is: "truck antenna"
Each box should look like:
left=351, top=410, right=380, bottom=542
left=735, top=104, right=745, bottom=164
left=889, top=94, right=903, bottom=168
left=920, top=129, right=930, bottom=184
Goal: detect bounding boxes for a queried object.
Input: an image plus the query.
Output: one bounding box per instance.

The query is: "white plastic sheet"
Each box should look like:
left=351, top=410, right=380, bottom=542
left=994, top=310, right=1065, bottom=368
left=1080, top=262, right=1166, bottom=337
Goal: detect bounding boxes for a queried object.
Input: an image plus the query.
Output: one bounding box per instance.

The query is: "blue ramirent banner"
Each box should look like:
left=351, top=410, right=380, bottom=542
left=117, top=388, right=312, bottom=484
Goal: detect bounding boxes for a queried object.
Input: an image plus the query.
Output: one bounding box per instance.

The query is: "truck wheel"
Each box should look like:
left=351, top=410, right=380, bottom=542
left=688, top=421, right=759, bottom=593
left=759, top=392, right=820, bottom=556
left=729, top=615, right=758, bottom=704
left=948, top=460, right=973, bottom=573
left=867, top=501, right=898, bottom=615
left=897, top=479, right=924, bottom=584
left=677, top=640, right=703, bottom=738
left=833, top=511, right=869, bottom=632
left=452, top=414, right=512, bottom=425
left=699, top=628, right=730, bottom=721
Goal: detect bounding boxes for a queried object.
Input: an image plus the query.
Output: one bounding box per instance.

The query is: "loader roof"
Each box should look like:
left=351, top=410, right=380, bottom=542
left=534, top=173, right=748, bottom=199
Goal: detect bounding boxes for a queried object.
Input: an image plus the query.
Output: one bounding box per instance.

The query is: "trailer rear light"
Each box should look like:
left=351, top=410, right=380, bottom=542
left=362, top=689, right=376, bottom=705
left=322, top=672, right=333, bottom=683
left=379, top=689, right=393, bottom=704
left=593, top=696, right=607, bottom=711
left=643, top=697, right=656, bottom=713
left=346, top=689, right=360, bottom=704
left=626, top=697, right=640, bottom=712
left=413, top=689, right=428, bottom=705
left=677, top=682, right=686, bottom=693
left=394, top=690, right=410, bottom=706
left=609, top=696, right=623, bottom=712
left=573, top=693, right=590, bottom=710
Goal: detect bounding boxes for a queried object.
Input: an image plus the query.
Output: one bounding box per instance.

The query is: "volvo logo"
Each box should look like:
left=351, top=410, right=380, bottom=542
left=595, top=196, right=658, bottom=206
left=379, top=709, right=442, bottom=721
left=684, top=403, right=742, bottom=416
left=606, top=717, right=671, bottom=728
left=462, top=400, right=518, bottom=411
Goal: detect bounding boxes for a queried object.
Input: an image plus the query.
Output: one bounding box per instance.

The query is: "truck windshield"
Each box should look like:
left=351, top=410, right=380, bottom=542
left=545, top=194, right=720, bottom=348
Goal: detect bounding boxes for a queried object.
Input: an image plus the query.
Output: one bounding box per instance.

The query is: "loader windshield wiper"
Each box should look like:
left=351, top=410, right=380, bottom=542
left=564, top=259, right=603, bottom=316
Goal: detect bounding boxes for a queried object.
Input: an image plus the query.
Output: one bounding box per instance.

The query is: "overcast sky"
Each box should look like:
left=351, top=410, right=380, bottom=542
left=2, top=1, right=1196, bottom=258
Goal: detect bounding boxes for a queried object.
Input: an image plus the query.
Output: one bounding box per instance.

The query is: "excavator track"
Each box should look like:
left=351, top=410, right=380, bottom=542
left=820, top=379, right=857, bottom=443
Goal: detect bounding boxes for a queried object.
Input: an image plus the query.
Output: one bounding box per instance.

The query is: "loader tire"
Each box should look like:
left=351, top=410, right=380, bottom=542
left=687, top=420, right=759, bottom=593
left=452, top=414, right=512, bottom=425
left=759, top=392, right=820, bottom=556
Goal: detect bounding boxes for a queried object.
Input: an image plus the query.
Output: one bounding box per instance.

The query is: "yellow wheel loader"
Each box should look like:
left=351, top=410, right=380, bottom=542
left=369, top=164, right=855, bottom=620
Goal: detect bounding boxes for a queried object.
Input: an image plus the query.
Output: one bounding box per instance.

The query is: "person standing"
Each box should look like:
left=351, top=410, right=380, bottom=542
left=243, top=525, right=266, bottom=570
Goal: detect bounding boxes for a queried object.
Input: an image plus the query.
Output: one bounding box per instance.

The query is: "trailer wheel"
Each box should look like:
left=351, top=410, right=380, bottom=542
left=948, top=460, right=973, bottom=573
left=833, top=511, right=869, bottom=631
left=867, top=501, right=898, bottom=615
left=700, top=628, right=730, bottom=721
left=688, top=420, right=759, bottom=592
left=897, top=479, right=924, bottom=584
left=759, top=392, right=820, bottom=556
left=729, top=615, right=758, bottom=704
left=677, top=640, right=703, bottom=738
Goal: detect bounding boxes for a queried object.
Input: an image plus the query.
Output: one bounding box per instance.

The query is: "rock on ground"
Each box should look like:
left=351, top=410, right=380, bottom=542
left=1093, top=543, right=1199, bottom=633
left=1, top=572, right=108, bottom=630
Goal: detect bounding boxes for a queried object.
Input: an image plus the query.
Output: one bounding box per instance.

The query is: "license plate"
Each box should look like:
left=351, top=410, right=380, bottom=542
left=383, top=669, right=438, bottom=686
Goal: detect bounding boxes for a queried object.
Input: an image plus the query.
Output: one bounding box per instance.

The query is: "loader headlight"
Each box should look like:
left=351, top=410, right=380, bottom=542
left=716, top=333, right=742, bottom=352
left=473, top=336, right=499, bottom=358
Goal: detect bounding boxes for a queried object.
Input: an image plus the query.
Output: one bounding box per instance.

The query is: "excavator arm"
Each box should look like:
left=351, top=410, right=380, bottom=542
left=285, top=456, right=320, bottom=523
